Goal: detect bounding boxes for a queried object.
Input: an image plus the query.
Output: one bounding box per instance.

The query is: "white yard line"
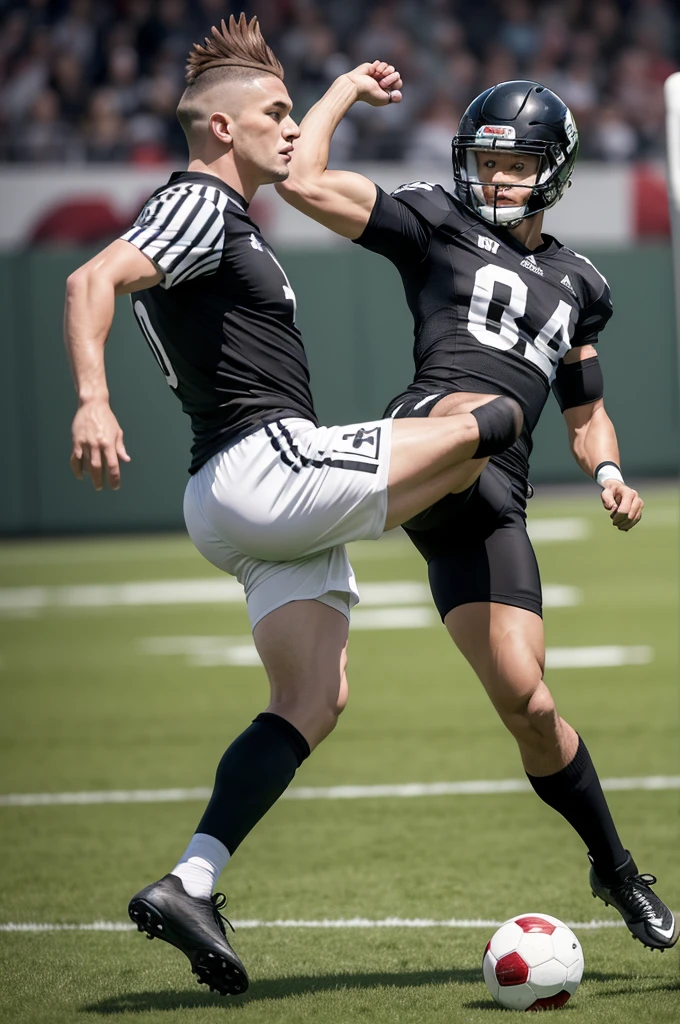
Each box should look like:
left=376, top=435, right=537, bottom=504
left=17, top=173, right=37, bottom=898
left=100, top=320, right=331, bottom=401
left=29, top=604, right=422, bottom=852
left=526, top=518, right=589, bottom=542
left=2, top=775, right=677, bottom=808
left=545, top=646, right=654, bottom=669
left=0, top=580, right=429, bottom=614
left=139, top=636, right=647, bottom=670
left=0, top=580, right=579, bottom=616
left=0, top=918, right=626, bottom=933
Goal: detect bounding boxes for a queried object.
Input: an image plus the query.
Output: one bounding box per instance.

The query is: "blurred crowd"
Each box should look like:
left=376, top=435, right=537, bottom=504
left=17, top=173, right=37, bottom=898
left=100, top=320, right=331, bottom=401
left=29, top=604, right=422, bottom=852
left=0, top=0, right=678, bottom=165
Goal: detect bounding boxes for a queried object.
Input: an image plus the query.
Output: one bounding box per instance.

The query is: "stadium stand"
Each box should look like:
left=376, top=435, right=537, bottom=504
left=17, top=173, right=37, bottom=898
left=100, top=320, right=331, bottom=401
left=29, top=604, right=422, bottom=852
left=0, top=0, right=677, bottom=165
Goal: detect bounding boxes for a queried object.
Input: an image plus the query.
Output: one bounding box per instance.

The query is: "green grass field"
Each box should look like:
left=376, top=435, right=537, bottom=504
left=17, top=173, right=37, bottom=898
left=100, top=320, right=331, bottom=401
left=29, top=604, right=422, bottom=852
left=1, top=486, right=678, bottom=1023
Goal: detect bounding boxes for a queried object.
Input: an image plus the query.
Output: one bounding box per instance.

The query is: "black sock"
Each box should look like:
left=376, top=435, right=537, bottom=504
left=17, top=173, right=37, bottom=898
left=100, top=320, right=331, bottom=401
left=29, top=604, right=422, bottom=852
left=196, top=712, right=310, bottom=855
left=526, top=736, right=628, bottom=883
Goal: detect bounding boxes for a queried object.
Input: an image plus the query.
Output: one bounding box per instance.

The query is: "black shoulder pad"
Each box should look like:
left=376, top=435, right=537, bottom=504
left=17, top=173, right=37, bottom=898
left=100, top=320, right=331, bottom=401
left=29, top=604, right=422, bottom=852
left=390, top=182, right=452, bottom=228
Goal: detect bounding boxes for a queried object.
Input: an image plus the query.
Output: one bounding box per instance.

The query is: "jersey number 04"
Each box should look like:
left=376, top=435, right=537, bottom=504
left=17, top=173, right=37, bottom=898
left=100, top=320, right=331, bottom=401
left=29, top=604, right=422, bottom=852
left=468, top=264, right=574, bottom=380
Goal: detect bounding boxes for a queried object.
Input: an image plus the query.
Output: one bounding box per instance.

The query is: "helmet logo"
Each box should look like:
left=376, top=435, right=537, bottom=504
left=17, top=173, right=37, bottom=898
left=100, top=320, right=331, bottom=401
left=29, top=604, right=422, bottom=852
left=476, top=124, right=516, bottom=141
left=564, top=110, right=577, bottom=153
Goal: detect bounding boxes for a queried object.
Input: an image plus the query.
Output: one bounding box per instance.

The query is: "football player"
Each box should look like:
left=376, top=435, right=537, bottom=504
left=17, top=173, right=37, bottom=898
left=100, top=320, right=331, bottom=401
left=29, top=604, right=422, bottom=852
left=64, top=24, right=524, bottom=995
left=277, top=63, right=677, bottom=950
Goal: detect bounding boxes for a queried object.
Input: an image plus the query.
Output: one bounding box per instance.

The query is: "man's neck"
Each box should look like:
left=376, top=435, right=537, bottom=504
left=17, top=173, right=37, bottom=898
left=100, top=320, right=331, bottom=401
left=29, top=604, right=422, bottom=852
left=507, top=211, right=545, bottom=251
left=187, top=155, right=256, bottom=203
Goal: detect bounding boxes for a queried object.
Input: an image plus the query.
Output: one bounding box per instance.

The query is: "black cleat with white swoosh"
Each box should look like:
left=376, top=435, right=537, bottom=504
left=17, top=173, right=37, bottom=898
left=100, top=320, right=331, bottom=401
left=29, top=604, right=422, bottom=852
left=128, top=874, right=249, bottom=994
left=589, top=853, right=678, bottom=950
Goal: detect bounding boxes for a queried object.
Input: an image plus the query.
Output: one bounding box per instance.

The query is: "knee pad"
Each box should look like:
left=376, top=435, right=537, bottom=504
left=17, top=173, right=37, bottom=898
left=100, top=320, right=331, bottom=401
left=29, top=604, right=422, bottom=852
left=471, top=397, right=523, bottom=458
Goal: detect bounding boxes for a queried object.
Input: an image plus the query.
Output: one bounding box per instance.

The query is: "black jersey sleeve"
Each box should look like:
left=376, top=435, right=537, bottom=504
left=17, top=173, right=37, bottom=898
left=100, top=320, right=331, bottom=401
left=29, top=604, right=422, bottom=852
left=572, top=281, right=613, bottom=347
left=121, top=182, right=229, bottom=288
left=352, top=185, right=433, bottom=265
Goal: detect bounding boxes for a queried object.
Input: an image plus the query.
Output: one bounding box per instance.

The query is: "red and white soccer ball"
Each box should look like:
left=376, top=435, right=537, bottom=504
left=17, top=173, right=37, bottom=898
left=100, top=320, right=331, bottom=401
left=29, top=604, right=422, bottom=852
left=483, top=912, right=584, bottom=1011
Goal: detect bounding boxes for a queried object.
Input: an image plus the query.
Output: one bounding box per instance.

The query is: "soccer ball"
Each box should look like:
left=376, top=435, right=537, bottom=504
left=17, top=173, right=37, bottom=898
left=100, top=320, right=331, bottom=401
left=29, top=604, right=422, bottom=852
left=482, top=912, right=584, bottom=1011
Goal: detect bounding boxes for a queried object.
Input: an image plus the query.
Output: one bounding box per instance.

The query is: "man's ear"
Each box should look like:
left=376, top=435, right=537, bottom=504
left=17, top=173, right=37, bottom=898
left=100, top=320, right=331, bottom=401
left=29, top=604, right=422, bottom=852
left=210, top=112, right=233, bottom=145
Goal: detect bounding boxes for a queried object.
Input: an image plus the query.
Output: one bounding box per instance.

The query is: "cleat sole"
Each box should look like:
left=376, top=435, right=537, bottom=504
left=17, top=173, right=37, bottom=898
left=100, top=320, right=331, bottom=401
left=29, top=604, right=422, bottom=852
left=128, top=895, right=249, bottom=996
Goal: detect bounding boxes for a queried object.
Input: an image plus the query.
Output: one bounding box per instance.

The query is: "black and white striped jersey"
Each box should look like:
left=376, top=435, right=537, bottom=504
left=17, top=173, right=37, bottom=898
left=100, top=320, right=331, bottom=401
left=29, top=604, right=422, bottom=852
left=121, top=171, right=317, bottom=474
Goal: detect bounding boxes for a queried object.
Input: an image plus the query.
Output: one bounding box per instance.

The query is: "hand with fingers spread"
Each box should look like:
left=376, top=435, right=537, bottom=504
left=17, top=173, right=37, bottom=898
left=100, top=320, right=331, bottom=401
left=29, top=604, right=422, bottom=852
left=70, top=399, right=130, bottom=491
left=346, top=59, right=403, bottom=107
left=600, top=479, right=643, bottom=531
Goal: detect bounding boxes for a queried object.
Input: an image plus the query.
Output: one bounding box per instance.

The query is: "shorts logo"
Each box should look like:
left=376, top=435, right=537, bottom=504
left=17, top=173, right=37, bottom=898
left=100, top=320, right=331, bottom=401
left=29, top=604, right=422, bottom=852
left=520, top=254, right=543, bottom=276
left=478, top=235, right=500, bottom=254
left=341, top=426, right=381, bottom=453
left=266, top=422, right=381, bottom=475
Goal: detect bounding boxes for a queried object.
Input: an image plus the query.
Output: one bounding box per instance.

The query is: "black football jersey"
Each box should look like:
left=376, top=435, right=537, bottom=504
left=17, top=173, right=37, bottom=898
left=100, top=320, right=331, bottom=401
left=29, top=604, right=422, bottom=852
left=121, top=171, right=317, bottom=474
left=355, top=182, right=612, bottom=487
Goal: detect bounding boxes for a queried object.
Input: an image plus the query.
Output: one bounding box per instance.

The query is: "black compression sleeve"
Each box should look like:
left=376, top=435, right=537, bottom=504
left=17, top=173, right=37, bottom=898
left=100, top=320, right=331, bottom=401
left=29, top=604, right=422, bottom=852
left=552, top=356, right=604, bottom=412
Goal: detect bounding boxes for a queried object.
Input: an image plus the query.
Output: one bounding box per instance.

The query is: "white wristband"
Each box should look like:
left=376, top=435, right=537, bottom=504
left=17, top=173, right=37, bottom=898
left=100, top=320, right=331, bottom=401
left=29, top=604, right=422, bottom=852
left=594, top=462, right=624, bottom=488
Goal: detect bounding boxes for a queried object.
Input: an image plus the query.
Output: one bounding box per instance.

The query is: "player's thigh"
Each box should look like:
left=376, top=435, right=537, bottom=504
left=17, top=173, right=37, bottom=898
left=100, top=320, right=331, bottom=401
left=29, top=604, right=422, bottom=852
left=446, top=602, right=546, bottom=716
left=385, top=399, right=499, bottom=529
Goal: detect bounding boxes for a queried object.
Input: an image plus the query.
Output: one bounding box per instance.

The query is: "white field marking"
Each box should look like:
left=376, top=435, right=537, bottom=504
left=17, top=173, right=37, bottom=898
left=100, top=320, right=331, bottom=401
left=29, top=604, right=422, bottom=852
left=0, top=579, right=579, bottom=618
left=0, top=918, right=627, bottom=933
left=545, top=645, right=654, bottom=669
left=138, top=595, right=583, bottom=667
left=542, top=585, right=580, bottom=607
left=2, top=776, right=678, bottom=808
left=526, top=518, right=590, bottom=543
left=0, top=580, right=431, bottom=616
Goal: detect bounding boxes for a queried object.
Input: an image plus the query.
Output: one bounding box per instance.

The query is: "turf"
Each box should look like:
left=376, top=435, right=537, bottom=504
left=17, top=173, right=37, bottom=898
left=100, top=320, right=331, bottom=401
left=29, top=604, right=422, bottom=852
left=0, top=486, right=678, bottom=1023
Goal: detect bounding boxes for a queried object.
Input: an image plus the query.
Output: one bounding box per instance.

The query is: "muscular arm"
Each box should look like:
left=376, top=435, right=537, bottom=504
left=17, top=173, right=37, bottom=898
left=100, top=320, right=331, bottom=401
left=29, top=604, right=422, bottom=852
left=276, top=62, right=401, bottom=239
left=561, top=345, right=643, bottom=530
left=64, top=239, right=162, bottom=490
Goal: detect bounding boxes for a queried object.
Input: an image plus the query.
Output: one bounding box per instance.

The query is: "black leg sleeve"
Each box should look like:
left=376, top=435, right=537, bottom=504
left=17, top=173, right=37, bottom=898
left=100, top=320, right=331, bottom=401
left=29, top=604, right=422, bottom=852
left=526, top=735, right=628, bottom=882
left=196, top=712, right=310, bottom=856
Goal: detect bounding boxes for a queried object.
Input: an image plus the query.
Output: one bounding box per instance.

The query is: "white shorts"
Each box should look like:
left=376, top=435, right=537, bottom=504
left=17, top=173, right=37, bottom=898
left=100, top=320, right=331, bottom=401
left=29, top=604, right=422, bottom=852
left=183, top=417, right=392, bottom=628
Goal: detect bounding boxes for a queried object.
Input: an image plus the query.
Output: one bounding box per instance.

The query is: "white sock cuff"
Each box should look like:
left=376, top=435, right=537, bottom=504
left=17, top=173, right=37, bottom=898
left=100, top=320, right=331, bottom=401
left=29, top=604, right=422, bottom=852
left=174, top=832, right=231, bottom=875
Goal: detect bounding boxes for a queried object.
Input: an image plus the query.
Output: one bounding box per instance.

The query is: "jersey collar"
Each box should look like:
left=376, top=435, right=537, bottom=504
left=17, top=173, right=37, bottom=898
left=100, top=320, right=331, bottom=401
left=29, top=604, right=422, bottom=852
left=486, top=221, right=559, bottom=258
left=167, top=170, right=249, bottom=211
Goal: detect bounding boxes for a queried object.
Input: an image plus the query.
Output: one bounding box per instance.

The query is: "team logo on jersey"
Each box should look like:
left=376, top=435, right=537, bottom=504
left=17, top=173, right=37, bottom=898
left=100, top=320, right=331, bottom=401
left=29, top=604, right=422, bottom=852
left=478, top=235, right=500, bottom=255
left=520, top=254, right=544, bottom=276
left=249, top=233, right=264, bottom=251
left=561, top=274, right=576, bottom=295
left=392, top=181, right=435, bottom=195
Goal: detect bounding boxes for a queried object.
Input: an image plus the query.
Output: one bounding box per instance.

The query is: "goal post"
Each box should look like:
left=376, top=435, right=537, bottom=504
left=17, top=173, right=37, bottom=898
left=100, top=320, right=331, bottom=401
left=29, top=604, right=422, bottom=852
left=664, top=73, right=680, bottom=364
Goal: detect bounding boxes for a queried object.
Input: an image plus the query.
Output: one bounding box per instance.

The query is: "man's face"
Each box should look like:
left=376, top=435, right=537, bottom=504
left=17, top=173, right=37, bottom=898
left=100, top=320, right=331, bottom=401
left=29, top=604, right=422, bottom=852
left=227, top=75, right=299, bottom=185
left=474, top=150, right=540, bottom=207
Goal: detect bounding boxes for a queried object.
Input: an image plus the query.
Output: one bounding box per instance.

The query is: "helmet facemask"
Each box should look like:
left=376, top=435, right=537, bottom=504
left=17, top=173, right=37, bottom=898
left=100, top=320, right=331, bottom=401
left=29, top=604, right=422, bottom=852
left=452, top=110, right=578, bottom=228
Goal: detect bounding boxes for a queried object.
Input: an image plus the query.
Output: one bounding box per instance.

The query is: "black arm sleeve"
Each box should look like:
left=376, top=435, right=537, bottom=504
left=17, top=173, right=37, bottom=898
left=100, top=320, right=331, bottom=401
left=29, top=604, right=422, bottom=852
left=552, top=356, right=604, bottom=412
left=353, top=186, right=431, bottom=266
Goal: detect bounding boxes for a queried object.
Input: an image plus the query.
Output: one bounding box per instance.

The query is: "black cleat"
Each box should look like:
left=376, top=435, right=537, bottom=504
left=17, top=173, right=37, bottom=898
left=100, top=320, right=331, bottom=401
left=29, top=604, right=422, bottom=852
left=589, top=852, right=679, bottom=951
left=128, top=874, right=249, bottom=995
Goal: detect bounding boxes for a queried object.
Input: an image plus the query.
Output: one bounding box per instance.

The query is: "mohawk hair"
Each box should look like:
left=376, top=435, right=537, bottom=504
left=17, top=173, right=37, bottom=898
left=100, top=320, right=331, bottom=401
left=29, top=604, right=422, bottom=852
left=185, top=13, right=283, bottom=84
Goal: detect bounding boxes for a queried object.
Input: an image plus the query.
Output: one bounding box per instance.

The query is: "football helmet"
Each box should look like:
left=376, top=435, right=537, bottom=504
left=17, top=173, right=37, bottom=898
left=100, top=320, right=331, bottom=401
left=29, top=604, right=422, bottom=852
left=452, top=80, right=578, bottom=227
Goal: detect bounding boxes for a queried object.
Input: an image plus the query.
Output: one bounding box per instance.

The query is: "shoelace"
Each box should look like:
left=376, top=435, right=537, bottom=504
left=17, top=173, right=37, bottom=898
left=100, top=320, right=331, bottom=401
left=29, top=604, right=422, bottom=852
left=616, top=873, right=663, bottom=920
left=210, top=892, right=235, bottom=935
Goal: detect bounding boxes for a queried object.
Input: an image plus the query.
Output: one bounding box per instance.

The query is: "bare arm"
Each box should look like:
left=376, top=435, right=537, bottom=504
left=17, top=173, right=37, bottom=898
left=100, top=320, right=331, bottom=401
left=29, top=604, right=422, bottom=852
left=65, top=239, right=162, bottom=490
left=562, top=345, right=643, bottom=531
left=276, top=61, right=402, bottom=239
